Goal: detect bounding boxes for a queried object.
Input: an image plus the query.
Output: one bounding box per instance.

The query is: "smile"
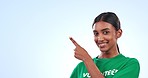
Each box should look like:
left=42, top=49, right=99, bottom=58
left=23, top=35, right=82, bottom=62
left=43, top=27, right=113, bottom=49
left=97, top=42, right=108, bottom=48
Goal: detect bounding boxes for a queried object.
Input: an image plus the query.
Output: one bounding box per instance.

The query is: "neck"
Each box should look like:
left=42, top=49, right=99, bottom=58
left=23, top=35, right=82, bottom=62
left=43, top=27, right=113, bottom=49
left=98, top=44, right=119, bottom=58
left=99, top=51, right=119, bottom=58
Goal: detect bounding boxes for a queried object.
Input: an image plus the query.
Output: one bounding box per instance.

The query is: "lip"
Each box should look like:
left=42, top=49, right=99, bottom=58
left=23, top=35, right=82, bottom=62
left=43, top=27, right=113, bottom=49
left=97, top=42, right=108, bottom=48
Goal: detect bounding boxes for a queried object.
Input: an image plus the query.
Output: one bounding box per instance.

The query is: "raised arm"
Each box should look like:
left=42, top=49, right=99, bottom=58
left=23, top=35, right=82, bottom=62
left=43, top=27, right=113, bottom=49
left=69, top=37, right=104, bottom=78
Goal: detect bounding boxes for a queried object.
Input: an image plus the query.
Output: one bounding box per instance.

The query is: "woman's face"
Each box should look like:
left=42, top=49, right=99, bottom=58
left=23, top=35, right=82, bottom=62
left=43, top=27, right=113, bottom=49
left=93, top=21, right=121, bottom=52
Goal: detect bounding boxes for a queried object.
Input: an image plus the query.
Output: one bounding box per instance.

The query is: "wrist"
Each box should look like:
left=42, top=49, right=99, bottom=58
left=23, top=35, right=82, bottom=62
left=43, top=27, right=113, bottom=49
left=83, top=56, right=92, bottom=62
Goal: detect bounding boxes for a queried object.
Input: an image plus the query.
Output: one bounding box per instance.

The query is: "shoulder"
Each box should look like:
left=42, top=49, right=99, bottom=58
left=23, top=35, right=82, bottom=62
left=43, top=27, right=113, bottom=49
left=113, top=56, right=140, bottom=78
left=122, top=55, right=140, bottom=68
left=74, top=61, right=86, bottom=69
left=128, top=58, right=139, bottom=63
left=123, top=55, right=139, bottom=64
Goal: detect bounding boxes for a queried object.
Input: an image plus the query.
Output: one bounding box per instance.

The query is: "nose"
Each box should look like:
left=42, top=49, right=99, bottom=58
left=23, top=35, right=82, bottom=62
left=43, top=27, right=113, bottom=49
left=97, top=36, right=104, bottom=41
left=94, top=35, right=104, bottom=42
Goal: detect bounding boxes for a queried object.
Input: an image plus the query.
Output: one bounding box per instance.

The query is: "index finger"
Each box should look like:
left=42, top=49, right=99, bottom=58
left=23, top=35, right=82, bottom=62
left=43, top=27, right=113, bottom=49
left=69, top=37, right=80, bottom=46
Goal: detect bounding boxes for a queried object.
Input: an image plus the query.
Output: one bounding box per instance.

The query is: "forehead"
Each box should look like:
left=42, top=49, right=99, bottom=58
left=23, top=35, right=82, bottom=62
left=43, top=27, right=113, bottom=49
left=93, top=21, right=115, bottom=31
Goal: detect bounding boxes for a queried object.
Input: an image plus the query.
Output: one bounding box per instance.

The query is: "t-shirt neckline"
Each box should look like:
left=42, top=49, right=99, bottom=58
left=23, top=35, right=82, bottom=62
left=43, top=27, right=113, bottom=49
left=96, top=54, right=123, bottom=60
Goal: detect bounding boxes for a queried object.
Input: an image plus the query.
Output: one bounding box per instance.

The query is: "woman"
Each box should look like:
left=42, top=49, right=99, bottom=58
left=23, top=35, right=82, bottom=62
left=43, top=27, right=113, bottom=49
left=69, top=12, right=140, bottom=78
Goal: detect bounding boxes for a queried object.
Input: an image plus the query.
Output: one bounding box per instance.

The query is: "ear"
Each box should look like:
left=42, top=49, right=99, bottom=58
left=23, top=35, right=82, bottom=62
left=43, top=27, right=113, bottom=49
left=116, top=29, right=122, bottom=38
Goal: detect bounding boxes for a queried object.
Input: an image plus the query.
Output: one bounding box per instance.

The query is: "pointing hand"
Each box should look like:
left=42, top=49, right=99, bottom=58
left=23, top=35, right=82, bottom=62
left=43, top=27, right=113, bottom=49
left=69, top=37, right=91, bottom=61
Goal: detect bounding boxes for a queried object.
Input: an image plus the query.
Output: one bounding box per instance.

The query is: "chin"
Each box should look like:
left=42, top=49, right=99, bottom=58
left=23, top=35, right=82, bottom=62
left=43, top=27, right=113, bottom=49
left=99, top=48, right=108, bottom=52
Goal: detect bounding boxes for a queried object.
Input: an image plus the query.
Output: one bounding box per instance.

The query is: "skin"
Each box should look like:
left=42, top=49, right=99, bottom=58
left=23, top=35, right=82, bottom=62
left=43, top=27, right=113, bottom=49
left=69, top=21, right=122, bottom=78
left=93, top=21, right=122, bottom=58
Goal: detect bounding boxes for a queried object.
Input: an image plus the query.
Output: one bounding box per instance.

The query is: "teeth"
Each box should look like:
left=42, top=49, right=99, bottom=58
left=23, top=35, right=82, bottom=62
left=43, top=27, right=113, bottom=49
left=98, top=43, right=107, bottom=47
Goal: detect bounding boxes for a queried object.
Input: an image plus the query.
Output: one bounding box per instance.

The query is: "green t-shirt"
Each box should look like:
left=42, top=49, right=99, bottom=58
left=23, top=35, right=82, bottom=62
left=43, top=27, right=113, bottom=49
left=70, top=54, right=140, bottom=78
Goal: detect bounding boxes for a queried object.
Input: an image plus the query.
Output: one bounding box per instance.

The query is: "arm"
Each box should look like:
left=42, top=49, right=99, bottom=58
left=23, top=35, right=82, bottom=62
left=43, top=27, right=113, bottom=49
left=69, top=37, right=104, bottom=78
left=83, top=57, right=104, bottom=78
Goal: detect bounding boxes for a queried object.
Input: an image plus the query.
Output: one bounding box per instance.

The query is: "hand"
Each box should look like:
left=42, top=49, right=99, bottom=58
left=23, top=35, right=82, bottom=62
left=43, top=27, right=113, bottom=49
left=69, top=37, right=91, bottom=61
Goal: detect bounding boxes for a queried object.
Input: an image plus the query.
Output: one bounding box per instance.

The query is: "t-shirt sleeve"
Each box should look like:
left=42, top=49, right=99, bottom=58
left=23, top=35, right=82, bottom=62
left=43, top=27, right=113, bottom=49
left=113, top=58, right=140, bottom=78
left=70, top=62, right=83, bottom=78
left=70, top=64, right=78, bottom=78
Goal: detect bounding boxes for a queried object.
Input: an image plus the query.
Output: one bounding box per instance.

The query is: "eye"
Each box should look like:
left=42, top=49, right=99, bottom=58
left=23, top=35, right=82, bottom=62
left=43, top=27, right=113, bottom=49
left=93, top=31, right=99, bottom=36
left=103, top=31, right=109, bottom=35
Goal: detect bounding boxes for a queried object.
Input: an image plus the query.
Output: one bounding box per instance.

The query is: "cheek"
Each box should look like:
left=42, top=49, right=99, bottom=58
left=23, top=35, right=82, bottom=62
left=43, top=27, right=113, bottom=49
left=103, top=35, right=114, bottom=44
left=108, top=35, right=117, bottom=43
left=94, top=37, right=98, bottom=43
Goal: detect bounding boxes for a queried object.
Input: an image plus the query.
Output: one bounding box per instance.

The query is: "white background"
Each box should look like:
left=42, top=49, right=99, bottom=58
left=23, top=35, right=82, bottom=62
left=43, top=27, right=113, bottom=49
left=0, top=0, right=147, bottom=78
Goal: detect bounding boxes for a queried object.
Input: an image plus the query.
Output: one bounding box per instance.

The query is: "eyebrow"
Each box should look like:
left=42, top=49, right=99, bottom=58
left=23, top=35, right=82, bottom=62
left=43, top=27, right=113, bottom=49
left=93, top=28, right=110, bottom=32
left=101, top=28, right=110, bottom=31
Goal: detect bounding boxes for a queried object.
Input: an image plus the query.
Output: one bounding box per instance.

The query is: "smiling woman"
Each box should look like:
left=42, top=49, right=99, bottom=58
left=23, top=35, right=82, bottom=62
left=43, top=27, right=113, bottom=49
left=70, top=12, right=140, bottom=78
left=93, top=21, right=122, bottom=55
